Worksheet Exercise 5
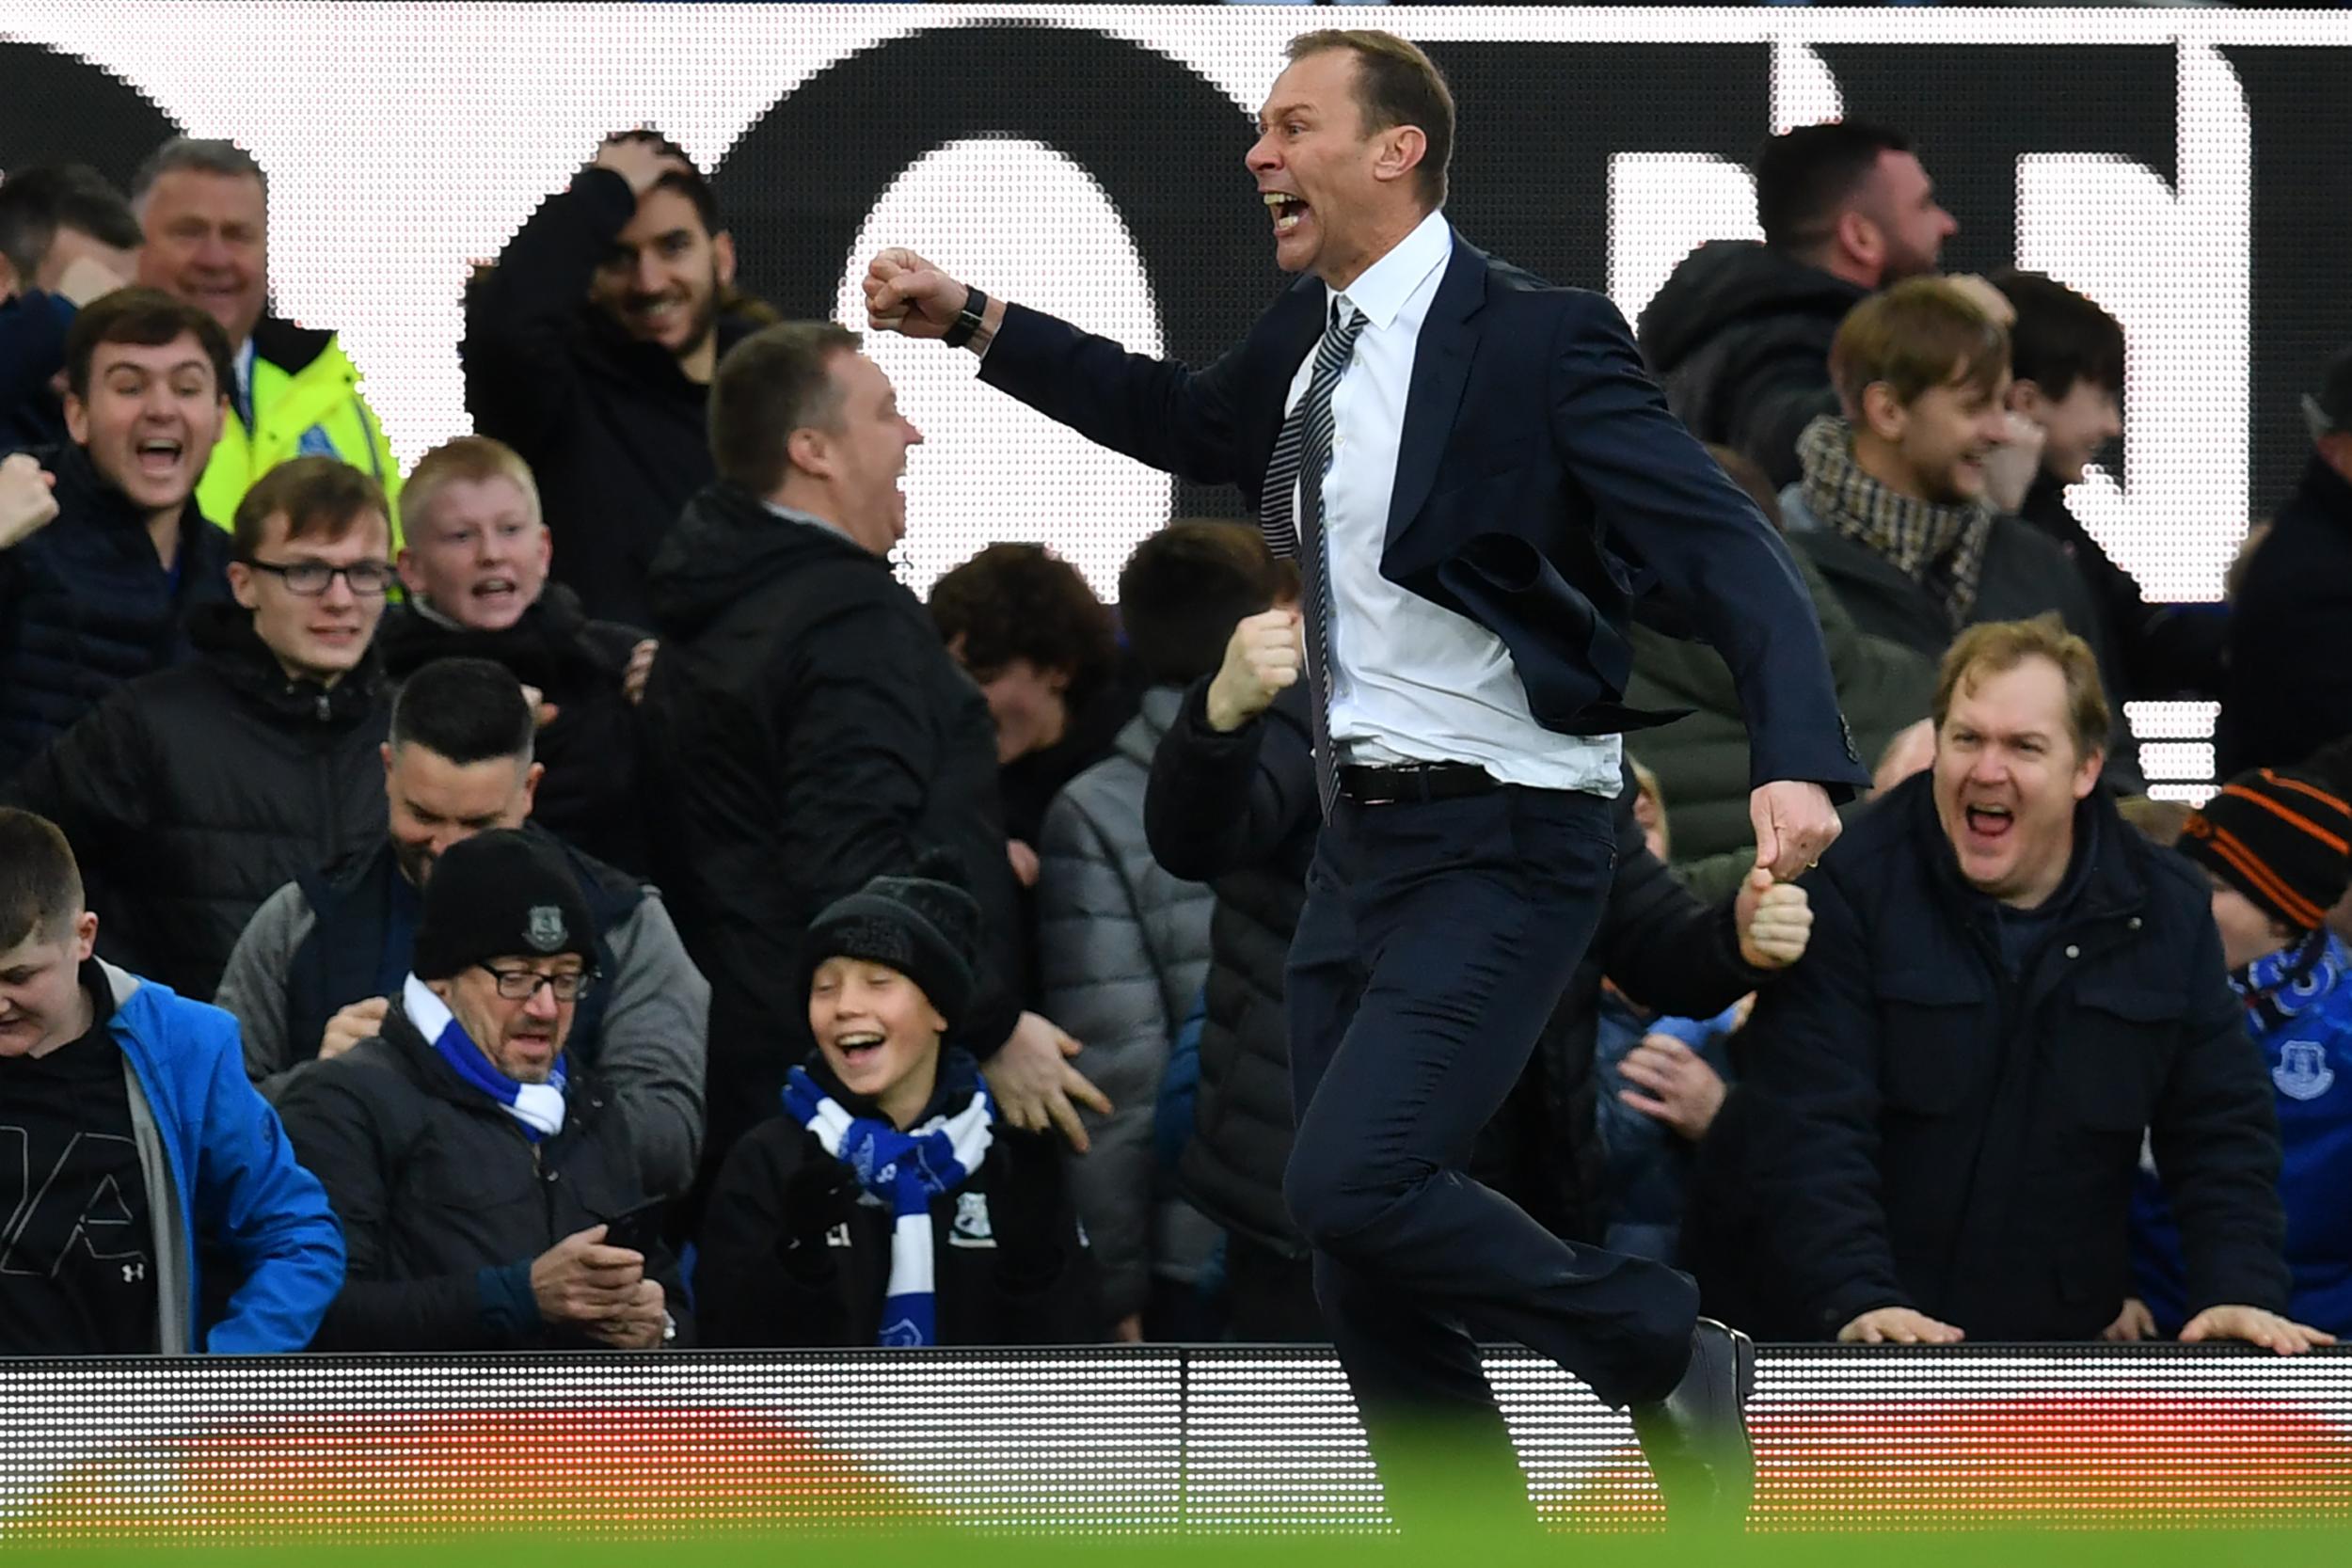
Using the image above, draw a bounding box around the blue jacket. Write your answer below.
[103,959,344,1352]
[2132,933,2352,1335]
[1594,990,1743,1263]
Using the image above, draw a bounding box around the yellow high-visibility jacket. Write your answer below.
[199,317,402,541]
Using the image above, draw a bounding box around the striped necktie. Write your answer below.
[1259,299,1369,817]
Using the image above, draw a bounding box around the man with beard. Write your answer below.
[215,656,707,1200]
[378,436,654,872]
[1640,119,1956,488]
[0,289,236,774]
[276,829,689,1352]
[464,131,772,628]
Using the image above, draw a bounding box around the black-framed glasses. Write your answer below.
[242,558,395,596]
[476,963,596,1003]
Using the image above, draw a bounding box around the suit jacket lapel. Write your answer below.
[1386,232,1488,549]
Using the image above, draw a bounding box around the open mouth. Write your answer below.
[833,1030,886,1070]
[472,576,519,605]
[1263,191,1309,237]
[135,436,184,477]
[1963,802,2015,841]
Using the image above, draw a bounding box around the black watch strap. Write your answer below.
[943,285,990,350]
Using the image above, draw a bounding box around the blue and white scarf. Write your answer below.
[781,1062,994,1348]
[404,974,567,1140]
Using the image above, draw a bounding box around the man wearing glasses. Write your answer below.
[4,456,393,1002]
[217,657,708,1203]
[277,829,688,1351]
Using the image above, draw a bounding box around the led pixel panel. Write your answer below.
[1,1347,2347,1541]
[4,6,2345,603]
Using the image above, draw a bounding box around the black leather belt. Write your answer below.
[1335,761,1502,806]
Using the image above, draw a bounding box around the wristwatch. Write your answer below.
[943,285,990,350]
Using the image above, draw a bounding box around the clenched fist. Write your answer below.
[1205,608,1304,734]
[0,452,59,549]
[863,248,970,340]
[1748,779,1839,881]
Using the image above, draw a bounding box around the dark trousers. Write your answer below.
[1280,786,1697,1505]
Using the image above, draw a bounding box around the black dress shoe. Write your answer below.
[1627,1316,1757,1528]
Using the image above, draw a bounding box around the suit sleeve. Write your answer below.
[1037,790,1164,1327]
[461,169,635,451]
[1143,680,1317,883]
[275,1065,530,1350]
[1594,787,1770,1019]
[189,1022,347,1353]
[1547,292,1866,795]
[976,302,1249,486]
[589,894,708,1200]
[2151,914,2291,1316]
[1730,869,1912,1334]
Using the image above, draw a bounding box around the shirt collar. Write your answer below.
[1327,208,1452,331]
[762,499,848,538]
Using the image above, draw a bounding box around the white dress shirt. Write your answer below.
[1282,208,1623,795]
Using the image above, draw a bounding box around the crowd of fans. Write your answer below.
[1,109,2348,1359]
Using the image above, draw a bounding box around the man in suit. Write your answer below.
[865,28,1865,1528]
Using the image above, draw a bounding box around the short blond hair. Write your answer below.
[1931,614,2110,760]
[400,436,542,541]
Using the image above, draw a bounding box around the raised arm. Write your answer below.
[863,247,1251,486]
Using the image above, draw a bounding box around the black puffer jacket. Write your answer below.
[461,167,766,629]
[0,441,234,775]
[3,606,389,1001]
[641,484,1022,1177]
[275,997,690,1351]
[377,587,650,874]
[1637,240,1867,489]
[1144,680,1770,1259]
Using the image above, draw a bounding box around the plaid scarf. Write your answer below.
[1798,415,1994,630]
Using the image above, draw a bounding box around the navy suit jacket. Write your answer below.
[977,229,1867,792]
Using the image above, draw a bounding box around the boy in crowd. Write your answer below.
[2124,768,2352,1338]
[695,856,1094,1347]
